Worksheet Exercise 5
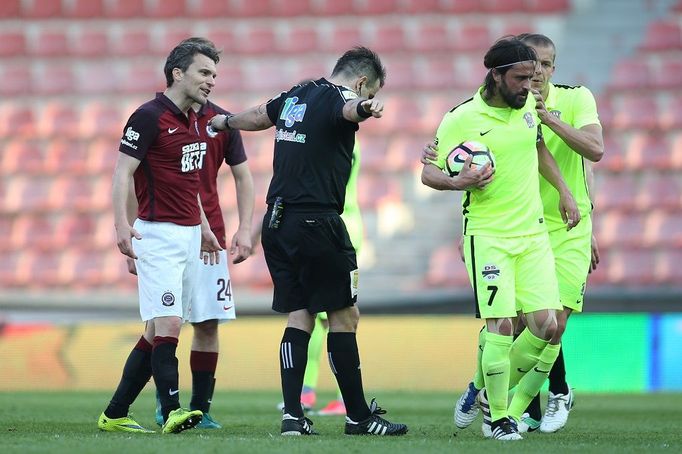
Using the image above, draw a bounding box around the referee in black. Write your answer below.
[209,47,407,437]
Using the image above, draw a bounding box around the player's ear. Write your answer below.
[355,75,368,96]
[172,67,184,84]
[491,69,502,84]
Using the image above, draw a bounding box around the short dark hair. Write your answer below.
[482,36,537,97]
[331,46,386,88]
[517,33,556,62]
[164,37,221,87]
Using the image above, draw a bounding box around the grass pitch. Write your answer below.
[0,390,680,453]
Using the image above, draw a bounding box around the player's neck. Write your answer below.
[328,75,356,92]
[163,88,193,116]
[483,89,509,109]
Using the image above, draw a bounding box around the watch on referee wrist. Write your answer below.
[223,114,234,130]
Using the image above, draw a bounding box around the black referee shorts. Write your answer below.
[261,208,358,315]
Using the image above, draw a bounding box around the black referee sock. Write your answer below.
[548,346,569,395]
[152,336,181,422]
[327,332,370,422]
[526,393,543,421]
[279,327,310,418]
[105,336,153,419]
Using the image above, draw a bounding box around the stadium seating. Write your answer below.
[425,243,471,287]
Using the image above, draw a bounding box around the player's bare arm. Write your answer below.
[342,98,384,122]
[532,89,604,162]
[209,103,274,132]
[537,139,580,230]
[421,154,493,191]
[198,194,223,265]
[230,162,255,264]
[112,153,142,259]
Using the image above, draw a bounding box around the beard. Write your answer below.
[499,80,527,109]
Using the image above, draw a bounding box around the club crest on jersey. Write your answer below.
[550,110,561,119]
[482,264,500,281]
[523,112,535,128]
[280,96,307,127]
[161,291,175,306]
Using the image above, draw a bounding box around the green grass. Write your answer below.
[0,390,680,453]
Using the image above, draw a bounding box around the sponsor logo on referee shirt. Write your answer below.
[280,96,307,127]
[482,264,500,281]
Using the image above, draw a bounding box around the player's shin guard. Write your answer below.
[327,332,371,422]
[508,343,561,421]
[152,336,181,422]
[105,336,153,418]
[190,351,218,413]
[473,326,487,390]
[481,332,513,422]
[280,328,311,418]
[508,328,546,389]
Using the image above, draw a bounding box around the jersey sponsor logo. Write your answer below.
[181,142,207,172]
[482,264,500,281]
[523,112,536,128]
[121,127,141,149]
[275,128,306,143]
[162,291,175,306]
[280,96,307,127]
[168,127,179,134]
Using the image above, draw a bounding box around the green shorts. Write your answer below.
[548,216,592,313]
[463,232,562,319]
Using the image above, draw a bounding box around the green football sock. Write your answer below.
[473,326,487,390]
[508,328,547,390]
[508,342,561,421]
[481,332,513,422]
[303,316,327,390]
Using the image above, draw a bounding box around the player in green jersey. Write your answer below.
[421,36,580,441]
[426,34,604,436]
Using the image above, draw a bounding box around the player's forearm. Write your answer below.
[342,98,372,123]
[126,179,138,225]
[228,104,273,131]
[112,173,133,229]
[421,164,462,191]
[234,171,255,233]
[197,194,212,233]
[543,118,604,162]
[538,145,571,197]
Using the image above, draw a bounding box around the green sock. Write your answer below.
[508,343,561,421]
[481,332,513,422]
[473,326,487,390]
[303,316,328,389]
[508,328,547,389]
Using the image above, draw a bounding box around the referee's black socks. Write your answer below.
[280,327,310,418]
[327,332,371,422]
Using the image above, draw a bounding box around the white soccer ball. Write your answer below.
[444,141,495,177]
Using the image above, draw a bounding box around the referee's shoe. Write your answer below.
[344,398,408,436]
[281,413,318,435]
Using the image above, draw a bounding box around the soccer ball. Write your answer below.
[444,141,495,177]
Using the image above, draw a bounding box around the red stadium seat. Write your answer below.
[0,104,37,138]
[4,176,55,214]
[0,215,13,252]
[25,251,68,288]
[80,101,124,140]
[426,244,471,287]
[612,96,658,130]
[523,0,569,12]
[110,29,153,56]
[44,139,90,176]
[659,95,682,130]
[414,57,457,89]
[30,29,68,57]
[439,0,480,13]
[451,23,491,53]
[221,0,269,17]
[145,0,186,17]
[78,62,119,94]
[243,61,291,91]
[85,138,120,175]
[607,248,656,286]
[357,175,400,209]
[54,213,99,250]
[408,22,450,53]
[62,250,109,288]
[357,135,390,173]
[0,251,28,287]
[313,0,355,15]
[270,0,312,16]
[105,0,145,17]
[33,64,75,95]
[609,59,650,91]
[324,24,363,52]
[482,0,525,13]
[593,173,638,213]
[20,0,60,18]
[11,214,57,252]
[652,57,682,90]
[674,0,682,11]
[0,0,19,17]
[639,20,682,51]
[594,95,613,130]
[354,0,398,15]
[656,249,682,284]
[636,174,681,212]
[0,30,25,56]
[387,135,430,172]
[277,26,319,54]
[39,102,80,140]
[236,26,276,55]
[368,23,406,53]
[119,64,165,94]
[1,139,45,175]
[401,0,441,13]
[156,27,202,55]
[625,133,671,171]
[377,57,413,89]
[670,132,682,170]
[65,0,105,18]
[647,211,682,247]
[70,27,109,56]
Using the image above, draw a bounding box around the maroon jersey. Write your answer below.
[119,93,205,226]
[195,101,247,248]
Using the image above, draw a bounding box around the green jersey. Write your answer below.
[434,88,545,237]
[539,83,600,232]
[341,142,363,252]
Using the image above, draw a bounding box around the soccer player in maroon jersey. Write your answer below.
[98,38,223,434]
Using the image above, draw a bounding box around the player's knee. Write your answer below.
[542,319,559,341]
[192,320,218,342]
